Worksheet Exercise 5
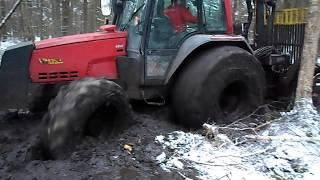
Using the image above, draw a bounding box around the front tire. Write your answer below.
[42,78,132,159]
[173,46,266,127]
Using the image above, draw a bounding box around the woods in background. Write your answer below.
[0,0,104,41]
[0,0,314,43]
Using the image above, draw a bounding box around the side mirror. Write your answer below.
[101,0,112,16]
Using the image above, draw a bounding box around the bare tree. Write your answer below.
[40,0,45,39]
[61,0,71,36]
[88,0,97,32]
[295,0,320,102]
[82,0,88,33]
[0,0,22,30]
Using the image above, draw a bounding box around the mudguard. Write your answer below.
[165,34,254,84]
[0,42,34,110]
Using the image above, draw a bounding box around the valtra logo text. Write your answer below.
[39,58,64,65]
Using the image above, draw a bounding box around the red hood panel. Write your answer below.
[35,31,127,49]
[30,31,127,83]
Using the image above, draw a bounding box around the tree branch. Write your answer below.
[0,0,23,29]
[244,135,320,142]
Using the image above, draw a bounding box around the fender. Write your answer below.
[165,34,254,84]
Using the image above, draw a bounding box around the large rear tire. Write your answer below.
[42,78,132,159]
[173,46,266,127]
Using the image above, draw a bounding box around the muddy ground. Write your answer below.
[0,105,189,180]
[1,100,319,180]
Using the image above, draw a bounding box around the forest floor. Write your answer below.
[0,101,320,180]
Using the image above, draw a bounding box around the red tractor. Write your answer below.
[0,0,294,158]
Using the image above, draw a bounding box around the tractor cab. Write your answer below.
[101,0,234,90]
[107,0,230,47]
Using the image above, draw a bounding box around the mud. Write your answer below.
[0,106,187,180]
[1,99,319,180]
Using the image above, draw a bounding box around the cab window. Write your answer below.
[148,0,199,49]
[202,0,226,32]
[117,0,146,50]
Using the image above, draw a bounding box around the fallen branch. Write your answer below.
[0,0,23,29]
[225,104,270,127]
[214,172,232,180]
[188,161,240,167]
[209,148,270,159]
[244,135,320,142]
[204,121,272,136]
[254,121,272,130]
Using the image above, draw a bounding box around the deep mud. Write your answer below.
[0,106,187,180]
[0,97,319,180]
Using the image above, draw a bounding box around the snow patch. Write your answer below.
[156,152,166,163]
[155,131,269,179]
[155,135,165,144]
[156,100,320,179]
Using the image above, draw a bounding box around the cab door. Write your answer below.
[144,0,201,84]
[144,0,229,84]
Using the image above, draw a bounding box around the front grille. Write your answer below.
[38,71,79,80]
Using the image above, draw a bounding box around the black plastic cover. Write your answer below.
[0,42,34,110]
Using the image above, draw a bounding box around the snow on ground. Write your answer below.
[156,99,320,180]
[155,131,269,180]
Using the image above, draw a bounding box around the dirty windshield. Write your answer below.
[118,0,145,30]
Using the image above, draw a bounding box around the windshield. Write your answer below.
[117,0,146,30]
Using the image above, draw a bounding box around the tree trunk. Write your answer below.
[295,0,320,102]
[52,0,61,37]
[88,0,97,32]
[24,0,33,40]
[68,0,74,34]
[82,0,88,33]
[39,0,45,40]
[61,0,70,36]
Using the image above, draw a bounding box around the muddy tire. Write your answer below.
[173,46,266,127]
[42,78,132,159]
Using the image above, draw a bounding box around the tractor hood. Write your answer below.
[30,26,127,83]
[35,26,127,49]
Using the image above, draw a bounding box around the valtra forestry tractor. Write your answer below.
[0,0,302,158]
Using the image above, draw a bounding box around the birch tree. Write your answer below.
[295,0,320,103]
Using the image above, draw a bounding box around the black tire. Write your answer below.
[41,78,132,159]
[173,46,266,127]
[254,46,273,60]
